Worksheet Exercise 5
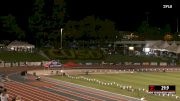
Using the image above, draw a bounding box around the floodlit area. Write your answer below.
[51,72,180,101]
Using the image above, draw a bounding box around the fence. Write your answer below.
[0,61,176,67]
[0,61,45,67]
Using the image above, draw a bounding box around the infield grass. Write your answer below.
[52,72,180,101]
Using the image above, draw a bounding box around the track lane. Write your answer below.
[49,81,126,101]
[42,77,139,101]
[6,82,58,101]
[4,81,77,101]
[44,86,105,101]
[5,87,39,101]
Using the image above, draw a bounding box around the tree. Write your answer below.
[28,0,67,48]
[99,19,116,41]
[137,21,149,37]
[64,16,97,42]
[164,33,173,41]
[145,26,161,40]
[79,16,116,42]
[51,0,66,28]
[65,15,116,41]
[28,0,45,32]
[137,21,161,40]
[47,0,66,48]
[0,14,25,40]
[94,18,103,40]
[79,16,96,40]
[64,20,81,41]
[64,15,117,48]
[161,24,171,35]
[28,0,46,46]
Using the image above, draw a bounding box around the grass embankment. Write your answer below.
[0,49,173,64]
[52,72,180,101]
[43,48,103,60]
[105,54,170,63]
[43,48,172,64]
[0,51,48,62]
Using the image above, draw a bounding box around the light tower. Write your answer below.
[145,12,150,24]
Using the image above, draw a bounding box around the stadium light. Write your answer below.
[60,28,63,49]
[129,46,134,51]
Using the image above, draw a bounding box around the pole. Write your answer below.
[145,12,150,25]
[60,28,63,49]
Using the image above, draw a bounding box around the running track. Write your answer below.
[4,73,141,101]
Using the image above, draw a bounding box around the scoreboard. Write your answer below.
[149,85,176,94]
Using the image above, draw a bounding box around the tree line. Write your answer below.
[0,0,178,48]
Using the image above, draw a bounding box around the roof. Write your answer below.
[155,41,170,49]
[0,44,5,47]
[7,40,35,47]
[166,41,178,53]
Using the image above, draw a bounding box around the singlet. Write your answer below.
[0,94,9,101]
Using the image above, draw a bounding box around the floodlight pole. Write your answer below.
[60,28,63,49]
[145,12,150,24]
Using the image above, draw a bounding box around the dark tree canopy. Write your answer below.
[0,14,25,40]
[0,0,177,48]
[64,16,116,42]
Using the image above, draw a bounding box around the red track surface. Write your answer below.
[1,66,143,101]
[42,77,129,101]
[4,81,76,101]
[3,77,132,101]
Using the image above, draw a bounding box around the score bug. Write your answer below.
[149,85,176,94]
[161,85,169,90]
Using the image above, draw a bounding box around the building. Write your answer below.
[7,40,35,52]
[0,44,5,49]
[114,40,180,56]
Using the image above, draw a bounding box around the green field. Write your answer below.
[52,72,180,101]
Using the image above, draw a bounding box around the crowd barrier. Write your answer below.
[0,61,176,67]
[0,61,44,67]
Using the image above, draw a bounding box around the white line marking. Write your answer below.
[44,77,141,101]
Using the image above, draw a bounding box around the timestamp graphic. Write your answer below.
[149,85,176,94]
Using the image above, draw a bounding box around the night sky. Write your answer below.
[66,0,179,32]
[0,0,179,32]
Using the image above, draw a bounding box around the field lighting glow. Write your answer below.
[129,46,134,50]
[144,48,150,52]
